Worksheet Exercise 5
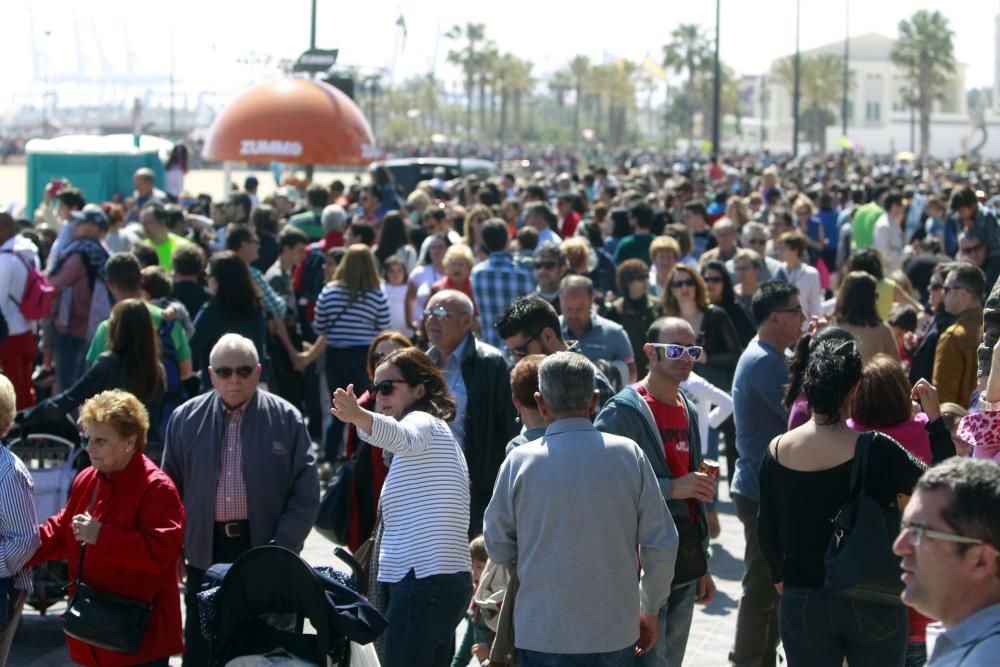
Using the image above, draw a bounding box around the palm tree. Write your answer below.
[891,9,956,158]
[662,24,712,143]
[476,44,499,135]
[446,22,486,142]
[568,55,591,147]
[773,53,846,153]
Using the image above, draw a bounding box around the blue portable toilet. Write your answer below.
[24,134,172,216]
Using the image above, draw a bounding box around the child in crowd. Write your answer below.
[452,536,493,667]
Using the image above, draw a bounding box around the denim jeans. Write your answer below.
[779,588,908,667]
[323,345,371,461]
[54,331,87,394]
[382,569,472,667]
[520,644,636,667]
[636,581,697,667]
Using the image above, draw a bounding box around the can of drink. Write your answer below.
[700,459,720,480]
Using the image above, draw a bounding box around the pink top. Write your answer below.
[847,412,932,464]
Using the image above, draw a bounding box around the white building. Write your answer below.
[757,33,983,157]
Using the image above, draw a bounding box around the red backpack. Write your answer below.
[4,251,54,321]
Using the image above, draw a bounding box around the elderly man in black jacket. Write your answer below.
[425,289,519,536]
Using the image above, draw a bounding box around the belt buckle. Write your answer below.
[224,522,242,538]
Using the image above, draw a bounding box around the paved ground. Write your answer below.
[8,477,749,667]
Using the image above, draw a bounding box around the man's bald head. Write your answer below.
[647,316,696,344]
[425,289,474,354]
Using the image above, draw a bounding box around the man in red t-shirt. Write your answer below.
[595,316,717,667]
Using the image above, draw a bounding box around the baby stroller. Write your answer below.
[198,545,387,667]
[6,413,84,613]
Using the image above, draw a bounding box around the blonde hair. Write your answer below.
[443,244,475,270]
[469,535,488,563]
[792,194,816,216]
[726,195,751,225]
[561,237,592,273]
[80,390,150,453]
[0,374,15,436]
[333,244,381,302]
[650,235,681,261]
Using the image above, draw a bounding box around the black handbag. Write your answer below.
[315,444,364,545]
[0,577,17,633]
[63,487,154,653]
[824,432,905,606]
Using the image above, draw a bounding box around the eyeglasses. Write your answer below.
[671,279,697,289]
[928,281,944,291]
[900,520,987,548]
[370,379,409,396]
[211,365,255,379]
[746,238,768,246]
[702,275,724,284]
[534,260,559,270]
[423,305,458,320]
[650,343,703,361]
[506,333,539,360]
[775,304,804,316]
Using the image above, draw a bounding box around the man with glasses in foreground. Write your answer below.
[424,289,518,536]
[594,317,717,667]
[162,333,319,666]
[893,457,1000,666]
[730,280,804,667]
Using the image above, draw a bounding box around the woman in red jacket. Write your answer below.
[30,390,185,666]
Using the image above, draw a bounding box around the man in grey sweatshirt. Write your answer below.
[484,352,679,665]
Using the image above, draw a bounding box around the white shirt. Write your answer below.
[0,235,40,335]
[779,262,823,320]
[680,372,734,455]
[359,411,471,583]
[873,213,905,274]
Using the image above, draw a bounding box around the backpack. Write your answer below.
[292,247,328,333]
[156,317,186,441]
[3,250,54,321]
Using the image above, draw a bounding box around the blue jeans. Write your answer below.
[779,588,908,667]
[323,345,370,461]
[54,331,87,394]
[636,581,697,667]
[382,569,472,667]
[520,645,635,667]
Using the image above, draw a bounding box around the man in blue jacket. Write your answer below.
[595,316,717,667]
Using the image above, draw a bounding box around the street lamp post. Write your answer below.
[711,0,722,161]
[792,0,801,157]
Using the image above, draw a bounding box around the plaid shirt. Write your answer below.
[471,252,536,349]
[250,265,288,320]
[214,404,248,522]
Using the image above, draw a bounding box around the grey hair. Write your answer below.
[538,351,595,415]
[0,374,15,436]
[431,289,474,315]
[321,204,348,233]
[209,333,259,367]
[742,221,768,241]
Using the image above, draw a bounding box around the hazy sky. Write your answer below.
[2,0,998,112]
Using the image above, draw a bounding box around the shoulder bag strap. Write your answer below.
[847,432,872,499]
[73,483,100,586]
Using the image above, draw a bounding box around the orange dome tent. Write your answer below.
[202,78,376,166]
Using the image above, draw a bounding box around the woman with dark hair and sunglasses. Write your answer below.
[757,338,927,666]
[701,260,755,347]
[663,264,742,537]
[332,346,472,667]
[605,259,663,378]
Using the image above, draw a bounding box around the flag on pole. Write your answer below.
[641,54,667,81]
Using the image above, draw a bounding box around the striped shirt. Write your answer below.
[314,285,390,348]
[0,447,40,592]
[471,252,535,349]
[359,411,471,583]
[214,405,248,522]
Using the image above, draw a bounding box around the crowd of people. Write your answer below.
[1,149,1000,666]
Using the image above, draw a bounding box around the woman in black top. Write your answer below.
[757,338,928,667]
[701,260,756,347]
[604,259,663,379]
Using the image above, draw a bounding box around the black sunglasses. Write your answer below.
[702,275,724,284]
[370,379,409,396]
[534,261,559,270]
[671,279,697,289]
[929,281,944,291]
[211,365,255,379]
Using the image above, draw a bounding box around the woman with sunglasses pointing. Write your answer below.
[331,346,472,667]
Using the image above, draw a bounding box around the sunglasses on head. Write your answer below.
[212,365,255,379]
[370,379,409,396]
[650,343,703,361]
[671,278,697,289]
